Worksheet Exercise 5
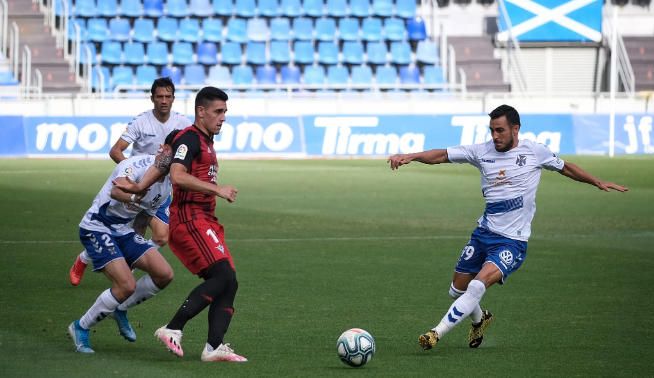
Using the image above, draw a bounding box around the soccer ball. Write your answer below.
[336,328,376,368]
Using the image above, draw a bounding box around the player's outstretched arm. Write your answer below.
[388,149,449,170]
[559,161,628,192]
[170,163,238,203]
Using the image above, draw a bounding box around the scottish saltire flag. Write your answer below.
[497,0,602,42]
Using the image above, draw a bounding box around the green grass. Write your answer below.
[0,157,652,377]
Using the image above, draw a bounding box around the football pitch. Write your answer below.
[0,157,652,377]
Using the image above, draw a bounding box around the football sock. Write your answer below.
[117,275,160,311]
[449,282,482,324]
[434,279,486,337]
[79,289,121,329]
[207,305,234,349]
[166,277,226,331]
[79,250,90,265]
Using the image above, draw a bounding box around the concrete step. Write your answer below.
[7,0,41,16]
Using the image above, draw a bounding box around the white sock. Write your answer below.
[449,282,483,324]
[79,289,120,329]
[79,250,91,265]
[434,280,486,338]
[117,275,160,311]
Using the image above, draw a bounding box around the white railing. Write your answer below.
[496,0,528,93]
[0,0,7,57]
[604,8,635,96]
[21,45,31,97]
[8,21,18,78]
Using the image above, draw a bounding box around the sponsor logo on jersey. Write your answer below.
[175,144,188,159]
[481,159,495,163]
[134,234,148,244]
[499,250,514,267]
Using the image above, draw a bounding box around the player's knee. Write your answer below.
[153,266,174,289]
[467,279,486,299]
[449,283,465,299]
[114,280,136,300]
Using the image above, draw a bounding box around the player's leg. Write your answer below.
[69,249,91,286]
[119,247,174,311]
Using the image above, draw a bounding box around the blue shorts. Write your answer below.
[79,228,156,271]
[154,195,171,224]
[454,227,527,282]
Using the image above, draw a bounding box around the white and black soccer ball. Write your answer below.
[336,328,376,368]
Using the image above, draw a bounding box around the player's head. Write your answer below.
[194,86,228,136]
[151,77,176,117]
[488,104,520,152]
[154,129,181,174]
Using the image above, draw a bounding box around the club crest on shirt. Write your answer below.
[175,144,188,159]
[516,154,527,167]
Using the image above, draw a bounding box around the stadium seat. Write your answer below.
[142,0,163,17]
[270,40,291,64]
[221,41,243,65]
[133,18,155,43]
[146,41,170,65]
[399,64,420,85]
[190,0,214,17]
[281,64,301,84]
[318,41,339,65]
[303,64,326,86]
[226,18,248,43]
[375,64,397,87]
[92,66,111,91]
[161,66,183,85]
[67,19,87,43]
[157,17,179,42]
[293,18,314,41]
[258,0,280,17]
[372,0,393,18]
[247,18,270,42]
[390,41,411,65]
[207,65,232,85]
[166,0,190,17]
[407,17,427,41]
[213,0,234,17]
[100,41,123,65]
[232,65,255,85]
[342,41,364,65]
[351,64,373,86]
[384,17,406,41]
[54,0,73,17]
[120,0,146,18]
[315,18,336,41]
[98,0,118,17]
[86,18,110,43]
[270,18,291,40]
[303,0,324,18]
[197,42,219,65]
[326,0,348,18]
[135,65,158,85]
[124,42,146,65]
[245,42,268,65]
[256,65,278,84]
[366,40,388,65]
[109,18,131,42]
[293,41,315,65]
[327,65,349,88]
[235,0,258,18]
[423,65,445,86]
[185,64,207,85]
[338,18,360,41]
[172,42,195,65]
[280,0,304,17]
[361,17,383,42]
[112,66,134,88]
[80,43,97,65]
[416,40,439,65]
[202,19,223,43]
[179,18,201,43]
[350,0,371,18]
[75,0,98,18]
[395,0,416,18]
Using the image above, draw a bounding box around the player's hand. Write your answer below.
[597,181,628,192]
[387,154,412,170]
[217,185,238,203]
[112,176,149,195]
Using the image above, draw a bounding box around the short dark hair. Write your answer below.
[151,77,175,96]
[489,104,520,126]
[195,86,228,109]
[164,129,181,145]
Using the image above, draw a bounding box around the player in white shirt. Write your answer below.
[68,131,179,354]
[69,78,192,286]
[387,105,627,351]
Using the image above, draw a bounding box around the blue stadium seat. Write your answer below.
[293,41,315,65]
[207,65,232,85]
[100,41,123,64]
[338,18,359,41]
[361,17,383,42]
[303,64,326,85]
[280,0,303,17]
[375,64,397,87]
[166,0,190,17]
[54,0,73,17]
[202,19,224,42]
[407,17,427,41]
[157,17,179,42]
[185,64,207,84]
[179,18,201,43]
[98,0,118,17]
[135,65,157,85]
[112,66,134,88]
[246,42,268,65]
[270,40,291,64]
[317,41,339,65]
[190,0,214,17]
[371,0,393,18]
[120,0,146,18]
[270,18,291,40]
[342,41,364,65]
[350,0,371,18]
[416,40,439,65]
[399,64,420,85]
[384,17,406,41]
[326,0,348,18]
[258,0,280,17]
[390,41,411,65]
[351,64,373,86]
[315,18,336,41]
[303,0,324,17]
[423,65,444,86]
[67,19,87,43]
[232,65,255,85]
[0,70,18,85]
[109,18,130,42]
[226,18,248,43]
[172,42,195,65]
[197,42,219,65]
[293,18,314,41]
[133,18,155,43]
[395,0,416,18]
[87,18,109,43]
[75,0,98,18]
[146,41,169,65]
[221,41,243,65]
[142,0,162,17]
[247,18,270,42]
[92,66,111,91]
[80,43,97,65]
[256,65,277,84]
[162,66,183,85]
[213,0,234,17]
[327,65,349,87]
[366,41,387,65]
[235,0,257,17]
[124,42,146,65]
[281,64,301,84]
